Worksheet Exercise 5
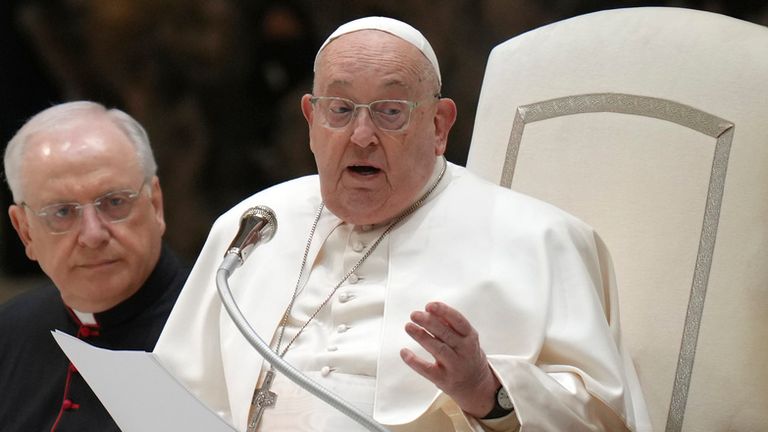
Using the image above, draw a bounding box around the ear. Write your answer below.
[148,176,166,235]
[300,94,314,126]
[433,98,457,156]
[8,205,38,261]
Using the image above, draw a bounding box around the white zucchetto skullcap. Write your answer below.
[314,16,441,86]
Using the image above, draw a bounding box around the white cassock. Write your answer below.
[154,160,648,431]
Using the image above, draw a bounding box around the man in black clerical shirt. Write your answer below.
[0,101,189,431]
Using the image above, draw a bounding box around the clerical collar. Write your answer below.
[71,309,97,325]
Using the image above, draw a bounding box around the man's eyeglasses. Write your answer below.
[21,181,147,234]
[309,96,420,132]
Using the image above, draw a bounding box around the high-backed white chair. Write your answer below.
[466,7,768,432]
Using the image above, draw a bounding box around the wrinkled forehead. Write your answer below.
[314,31,437,99]
[314,16,441,86]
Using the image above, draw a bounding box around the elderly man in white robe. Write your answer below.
[154,17,647,432]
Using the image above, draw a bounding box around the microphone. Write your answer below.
[215,204,389,431]
[225,205,277,268]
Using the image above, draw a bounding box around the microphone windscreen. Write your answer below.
[226,205,277,263]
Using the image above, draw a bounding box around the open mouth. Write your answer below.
[348,165,381,176]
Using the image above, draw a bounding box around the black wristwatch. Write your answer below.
[481,385,515,420]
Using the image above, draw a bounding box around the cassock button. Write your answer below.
[339,292,353,303]
[327,345,338,352]
[352,241,365,252]
[337,324,350,333]
[321,366,332,377]
[348,273,359,284]
[361,224,373,232]
[62,399,80,410]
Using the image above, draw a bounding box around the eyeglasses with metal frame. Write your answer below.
[20,180,147,234]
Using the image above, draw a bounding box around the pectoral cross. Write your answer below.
[246,369,278,432]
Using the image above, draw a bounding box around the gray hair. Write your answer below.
[3,101,157,203]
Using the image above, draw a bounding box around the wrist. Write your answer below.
[459,368,501,418]
[481,385,515,420]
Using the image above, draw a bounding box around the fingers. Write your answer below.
[401,301,495,412]
[410,302,476,352]
[404,321,457,365]
[399,347,441,382]
[423,302,473,337]
[403,302,481,374]
[400,302,499,416]
[409,311,459,352]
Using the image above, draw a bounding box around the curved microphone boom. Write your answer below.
[216,206,389,432]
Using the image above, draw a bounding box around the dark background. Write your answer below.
[2,0,766,300]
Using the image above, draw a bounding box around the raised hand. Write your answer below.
[400,301,500,418]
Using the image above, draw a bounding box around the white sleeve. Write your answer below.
[153,210,242,423]
[481,221,640,431]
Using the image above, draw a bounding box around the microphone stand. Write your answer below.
[217,252,390,432]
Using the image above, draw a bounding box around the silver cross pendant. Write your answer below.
[246,369,278,432]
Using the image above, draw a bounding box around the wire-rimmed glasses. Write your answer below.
[21,181,147,234]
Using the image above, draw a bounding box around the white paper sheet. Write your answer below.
[52,330,237,432]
